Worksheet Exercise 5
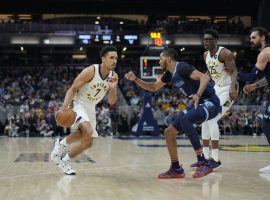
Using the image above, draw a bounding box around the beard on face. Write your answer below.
[251,42,262,50]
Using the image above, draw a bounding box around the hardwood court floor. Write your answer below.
[0,135,270,200]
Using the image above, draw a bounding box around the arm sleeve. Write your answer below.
[161,71,172,83]
[238,66,262,83]
[178,63,196,78]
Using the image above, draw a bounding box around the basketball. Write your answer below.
[55,108,77,128]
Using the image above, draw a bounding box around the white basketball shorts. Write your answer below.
[70,101,98,137]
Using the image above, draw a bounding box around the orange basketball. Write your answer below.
[55,108,77,128]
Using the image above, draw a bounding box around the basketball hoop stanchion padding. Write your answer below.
[136,91,160,136]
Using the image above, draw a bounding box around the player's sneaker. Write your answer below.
[158,166,185,179]
[192,162,213,178]
[58,159,76,175]
[259,164,270,174]
[51,138,66,165]
[208,158,222,171]
[190,160,206,169]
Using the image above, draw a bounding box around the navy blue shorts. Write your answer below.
[172,99,221,133]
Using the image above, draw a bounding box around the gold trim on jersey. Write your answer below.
[68,100,74,109]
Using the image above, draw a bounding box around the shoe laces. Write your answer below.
[197,163,211,172]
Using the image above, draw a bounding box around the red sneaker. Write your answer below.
[192,163,213,178]
[190,160,206,169]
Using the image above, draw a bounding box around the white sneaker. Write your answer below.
[51,139,66,165]
[259,164,270,174]
[58,159,76,175]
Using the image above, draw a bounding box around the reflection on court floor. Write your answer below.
[0,135,269,200]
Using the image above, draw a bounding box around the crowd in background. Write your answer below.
[0,15,265,137]
[0,58,267,137]
[0,15,248,35]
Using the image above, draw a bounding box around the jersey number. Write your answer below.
[94,89,101,97]
[209,65,217,75]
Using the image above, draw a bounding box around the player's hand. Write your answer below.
[125,71,137,81]
[243,84,256,94]
[229,86,238,101]
[189,94,200,109]
[108,72,118,88]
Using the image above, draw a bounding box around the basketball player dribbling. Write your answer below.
[51,45,119,175]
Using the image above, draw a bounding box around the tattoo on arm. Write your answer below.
[255,77,268,89]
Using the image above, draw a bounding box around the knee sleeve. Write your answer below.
[201,122,210,140]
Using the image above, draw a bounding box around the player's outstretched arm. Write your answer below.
[239,50,269,83]
[125,71,165,92]
[243,77,268,93]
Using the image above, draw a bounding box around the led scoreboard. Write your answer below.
[148,31,166,48]
[149,32,164,47]
[77,34,139,45]
[140,56,163,80]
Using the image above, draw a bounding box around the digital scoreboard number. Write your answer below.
[140,56,163,80]
[149,31,165,47]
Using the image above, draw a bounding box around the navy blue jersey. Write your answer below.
[161,62,217,104]
[262,46,270,88]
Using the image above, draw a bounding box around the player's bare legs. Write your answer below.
[67,121,93,158]
[57,121,93,175]
[164,126,179,161]
[158,125,185,179]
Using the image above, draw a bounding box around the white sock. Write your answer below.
[60,138,68,147]
[62,154,71,162]
[212,148,219,162]
[203,147,210,160]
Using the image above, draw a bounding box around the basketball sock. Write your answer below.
[171,161,180,169]
[62,153,71,162]
[195,148,206,161]
[60,138,68,147]
[212,148,219,162]
[196,153,206,162]
[203,147,210,160]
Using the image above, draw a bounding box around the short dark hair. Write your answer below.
[99,45,117,58]
[161,48,179,61]
[251,27,269,43]
[203,29,219,39]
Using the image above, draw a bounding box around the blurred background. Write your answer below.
[1,0,269,138]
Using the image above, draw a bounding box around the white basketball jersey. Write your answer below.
[73,64,112,106]
[205,46,231,86]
